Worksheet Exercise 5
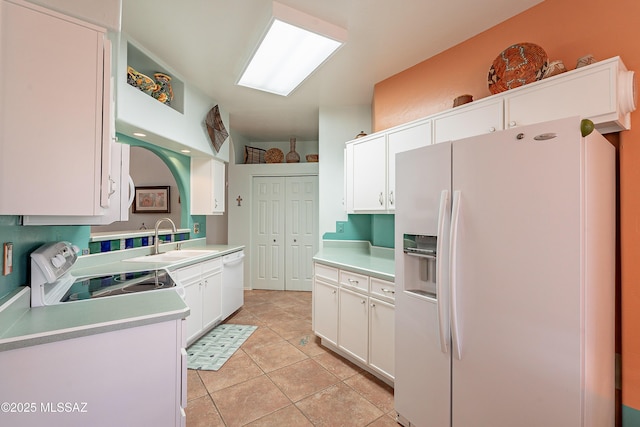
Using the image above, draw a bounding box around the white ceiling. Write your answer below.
[122,0,542,142]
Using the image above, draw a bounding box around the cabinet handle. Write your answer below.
[108,176,116,197]
[389,191,394,205]
[348,279,359,285]
[294,239,297,243]
[332,290,336,295]
[214,199,218,208]
[509,121,517,128]
[489,126,496,132]
[379,192,384,205]
[370,303,376,308]
[381,288,396,294]
[360,300,366,304]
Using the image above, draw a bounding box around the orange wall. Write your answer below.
[373,0,640,410]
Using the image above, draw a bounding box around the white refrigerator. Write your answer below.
[394,116,615,427]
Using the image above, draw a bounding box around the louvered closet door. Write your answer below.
[285,176,318,291]
[252,177,286,290]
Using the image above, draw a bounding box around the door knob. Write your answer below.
[294,239,297,243]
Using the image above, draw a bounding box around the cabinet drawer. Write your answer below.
[315,263,339,283]
[340,270,369,293]
[370,278,395,303]
[201,258,222,274]
[173,263,202,283]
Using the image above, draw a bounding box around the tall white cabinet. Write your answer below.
[252,175,318,291]
[191,157,226,215]
[0,0,113,216]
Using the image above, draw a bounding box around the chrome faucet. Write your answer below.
[153,217,179,254]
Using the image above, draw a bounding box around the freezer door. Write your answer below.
[449,117,604,426]
[394,142,452,427]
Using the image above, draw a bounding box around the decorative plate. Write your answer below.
[488,43,548,94]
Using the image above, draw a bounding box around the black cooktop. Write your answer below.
[61,270,176,302]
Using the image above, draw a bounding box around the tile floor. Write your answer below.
[186,289,398,427]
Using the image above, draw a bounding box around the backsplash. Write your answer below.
[0,216,90,299]
[88,232,191,254]
[323,214,395,248]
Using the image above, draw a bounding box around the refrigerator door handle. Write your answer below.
[450,190,462,360]
[436,189,450,354]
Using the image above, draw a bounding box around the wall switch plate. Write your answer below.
[336,222,345,233]
[193,223,200,234]
[3,242,13,276]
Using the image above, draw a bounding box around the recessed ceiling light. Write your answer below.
[237,2,347,96]
[133,132,146,137]
[180,149,191,154]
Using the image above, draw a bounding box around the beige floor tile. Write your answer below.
[268,358,340,401]
[211,375,291,427]
[224,308,264,326]
[198,350,264,393]
[267,317,313,340]
[185,395,225,427]
[244,404,314,426]
[296,382,384,426]
[241,326,285,351]
[245,339,309,372]
[345,371,395,413]
[288,333,329,357]
[313,350,363,380]
[187,369,208,401]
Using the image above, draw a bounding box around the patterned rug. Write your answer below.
[187,324,257,371]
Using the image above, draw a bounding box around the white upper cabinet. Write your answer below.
[347,119,432,213]
[433,98,503,144]
[351,135,387,212]
[344,57,635,215]
[386,120,432,211]
[190,157,226,215]
[0,0,113,216]
[504,56,636,133]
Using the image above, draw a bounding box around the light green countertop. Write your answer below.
[313,240,395,282]
[0,240,245,352]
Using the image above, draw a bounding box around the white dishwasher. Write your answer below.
[221,250,245,319]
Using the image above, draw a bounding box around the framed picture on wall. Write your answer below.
[133,186,170,213]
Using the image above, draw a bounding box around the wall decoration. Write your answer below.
[205,105,229,153]
[133,186,170,213]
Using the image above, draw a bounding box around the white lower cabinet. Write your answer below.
[175,258,222,345]
[313,278,339,346]
[338,287,369,364]
[313,262,395,383]
[368,297,395,380]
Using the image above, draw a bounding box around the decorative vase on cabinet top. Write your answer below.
[153,72,174,105]
[286,138,300,163]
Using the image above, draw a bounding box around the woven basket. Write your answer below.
[265,148,284,163]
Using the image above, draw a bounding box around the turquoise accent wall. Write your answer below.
[624,405,640,426]
[323,214,395,248]
[0,216,90,298]
[0,134,206,299]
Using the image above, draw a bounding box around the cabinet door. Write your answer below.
[191,157,226,215]
[183,279,202,344]
[433,99,503,144]
[504,58,632,133]
[369,297,395,380]
[212,159,226,214]
[351,135,387,212]
[387,120,432,211]
[201,270,222,331]
[338,287,369,364]
[313,278,339,346]
[0,0,110,215]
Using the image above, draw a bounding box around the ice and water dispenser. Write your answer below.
[403,234,438,298]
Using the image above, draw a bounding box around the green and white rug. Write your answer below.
[187,324,257,371]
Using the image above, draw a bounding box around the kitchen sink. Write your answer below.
[124,249,219,263]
